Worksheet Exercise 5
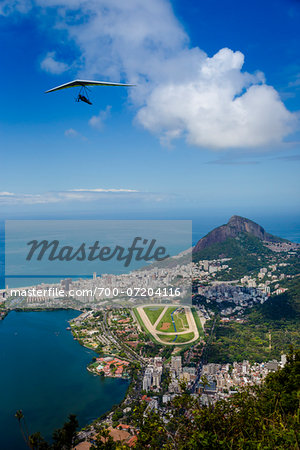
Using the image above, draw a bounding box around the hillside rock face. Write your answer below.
[193,215,279,253]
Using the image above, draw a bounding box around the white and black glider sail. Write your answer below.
[45,79,134,105]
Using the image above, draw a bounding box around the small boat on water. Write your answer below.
[66,326,71,331]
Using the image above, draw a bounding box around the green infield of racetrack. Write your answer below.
[133,307,163,345]
[156,306,189,333]
[133,306,202,347]
[157,332,195,344]
[143,306,164,325]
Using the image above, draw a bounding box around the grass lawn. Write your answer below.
[173,309,189,331]
[144,306,164,325]
[191,307,204,337]
[157,334,177,343]
[133,307,150,334]
[156,307,188,333]
[157,332,195,344]
[176,332,195,343]
[133,308,163,345]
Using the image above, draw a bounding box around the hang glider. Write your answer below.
[45,79,135,105]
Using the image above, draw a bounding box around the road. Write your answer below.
[191,316,217,392]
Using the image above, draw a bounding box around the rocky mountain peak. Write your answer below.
[193,215,279,254]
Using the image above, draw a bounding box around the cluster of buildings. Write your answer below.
[5,244,296,311]
[66,263,193,304]
[167,355,197,394]
[264,241,299,253]
[198,355,287,404]
[196,284,267,316]
[0,309,7,320]
[114,325,139,349]
[192,259,230,280]
[95,356,130,378]
[141,352,288,412]
[240,263,290,294]
[142,355,198,399]
[141,354,288,419]
[76,423,138,449]
[142,356,163,391]
[5,258,194,307]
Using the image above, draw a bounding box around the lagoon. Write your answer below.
[0,310,129,449]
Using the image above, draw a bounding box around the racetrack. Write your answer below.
[136,304,200,345]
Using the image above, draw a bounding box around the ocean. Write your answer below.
[1,216,299,289]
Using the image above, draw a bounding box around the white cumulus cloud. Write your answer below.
[89,106,111,130]
[137,48,296,149]
[64,128,87,140]
[40,51,69,74]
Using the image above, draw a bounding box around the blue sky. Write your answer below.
[0,0,299,228]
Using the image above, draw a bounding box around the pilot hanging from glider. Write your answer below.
[45,79,134,105]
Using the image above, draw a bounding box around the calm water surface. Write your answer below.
[0,310,129,449]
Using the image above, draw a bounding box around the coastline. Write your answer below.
[0,309,8,320]
[69,311,132,380]
[0,308,131,449]
[67,309,136,438]
[66,309,144,442]
[67,311,137,423]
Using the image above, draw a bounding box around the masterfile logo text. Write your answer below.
[26,237,170,267]
[3,220,192,307]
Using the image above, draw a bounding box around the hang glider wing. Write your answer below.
[45,79,135,93]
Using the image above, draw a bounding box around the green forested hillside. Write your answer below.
[193,232,271,260]
[206,277,300,363]
[193,232,272,279]
[252,276,300,320]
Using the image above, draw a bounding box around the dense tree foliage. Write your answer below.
[193,233,272,279]
[24,350,299,449]
[130,348,299,449]
[206,278,300,363]
[21,414,79,450]
[89,349,299,448]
